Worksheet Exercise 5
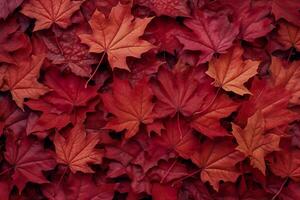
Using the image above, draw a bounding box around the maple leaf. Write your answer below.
[154,118,200,159]
[177,10,239,64]
[151,67,204,118]
[191,94,239,138]
[4,134,56,192]
[275,21,300,51]
[270,57,300,105]
[135,0,190,17]
[41,27,98,77]
[1,55,50,109]
[21,0,83,31]
[0,0,24,19]
[78,3,155,70]
[237,4,274,42]
[25,69,98,123]
[271,0,300,27]
[235,78,299,130]
[102,78,154,139]
[270,148,300,181]
[54,124,103,173]
[232,111,280,174]
[206,45,260,95]
[191,139,244,191]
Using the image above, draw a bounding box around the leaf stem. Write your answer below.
[85,52,106,88]
[160,157,178,184]
[271,177,288,200]
[171,168,201,186]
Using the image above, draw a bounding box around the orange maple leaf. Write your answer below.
[232,111,280,174]
[1,55,49,109]
[191,140,244,191]
[78,3,155,70]
[270,56,300,104]
[206,45,260,95]
[54,125,103,173]
[101,78,154,139]
[21,0,83,31]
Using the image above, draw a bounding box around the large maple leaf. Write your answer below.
[232,111,280,174]
[191,140,244,191]
[206,45,260,95]
[153,118,200,159]
[102,78,154,139]
[25,69,98,123]
[4,134,56,192]
[78,3,155,70]
[1,55,50,109]
[270,56,300,104]
[151,67,204,118]
[177,10,239,64]
[54,124,103,173]
[21,0,83,31]
[270,147,300,181]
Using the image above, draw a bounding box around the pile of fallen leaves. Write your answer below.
[0,0,300,199]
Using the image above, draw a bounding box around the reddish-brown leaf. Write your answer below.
[177,11,239,64]
[1,54,50,109]
[232,111,280,174]
[102,78,154,139]
[54,124,103,173]
[4,134,56,192]
[206,45,259,95]
[191,140,244,191]
[21,0,83,31]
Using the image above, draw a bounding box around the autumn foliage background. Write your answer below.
[0,0,300,199]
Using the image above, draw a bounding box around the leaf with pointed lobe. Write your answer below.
[21,0,84,31]
[102,78,154,139]
[151,67,204,118]
[232,111,280,174]
[206,45,260,95]
[78,3,155,70]
[270,148,300,181]
[4,133,56,192]
[235,78,299,130]
[54,124,103,173]
[153,118,200,159]
[1,54,50,109]
[191,94,239,138]
[191,140,244,191]
[177,11,239,64]
[270,56,300,104]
